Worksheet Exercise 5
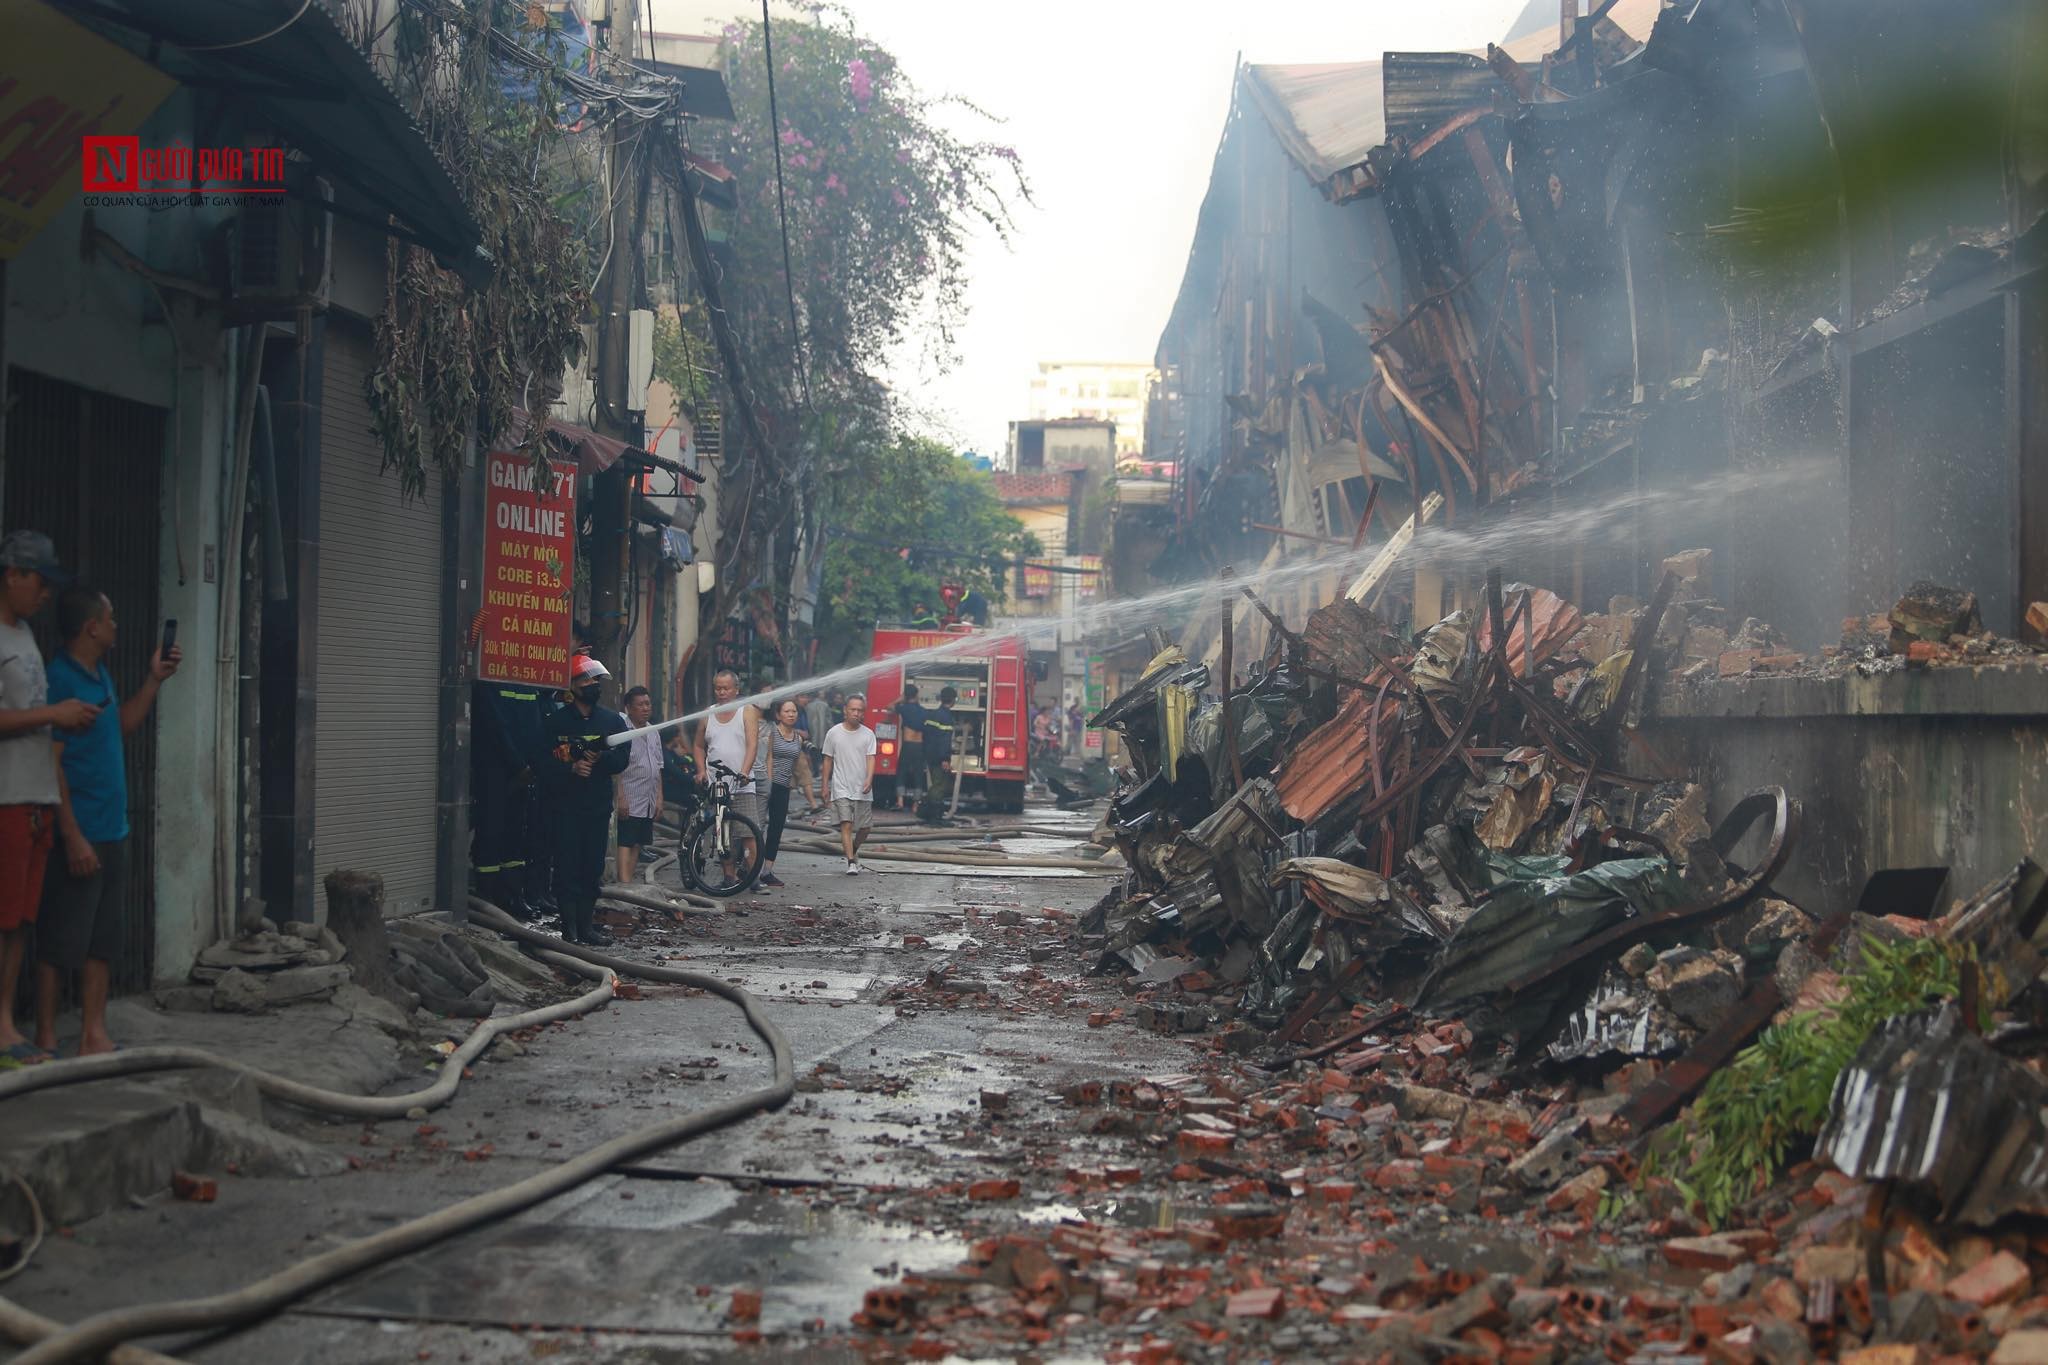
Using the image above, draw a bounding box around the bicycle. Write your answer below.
[675,759,764,897]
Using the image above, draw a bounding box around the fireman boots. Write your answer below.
[563,895,608,948]
[493,870,537,922]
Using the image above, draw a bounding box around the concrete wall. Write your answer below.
[1,91,238,980]
[1641,666,2048,916]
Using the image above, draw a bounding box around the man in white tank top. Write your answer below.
[693,669,761,876]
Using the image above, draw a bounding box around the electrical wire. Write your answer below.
[178,0,313,50]
[759,0,810,407]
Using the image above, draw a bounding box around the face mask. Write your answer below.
[574,684,601,704]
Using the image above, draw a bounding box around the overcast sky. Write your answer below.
[657,0,1531,457]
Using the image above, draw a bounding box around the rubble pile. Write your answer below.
[843,563,2048,1359]
[843,856,2048,1363]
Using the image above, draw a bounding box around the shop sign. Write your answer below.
[480,451,576,687]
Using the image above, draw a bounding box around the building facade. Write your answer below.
[1026,361,1155,460]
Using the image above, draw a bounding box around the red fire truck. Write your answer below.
[866,623,1030,813]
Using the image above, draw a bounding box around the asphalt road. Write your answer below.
[10,804,1167,1363]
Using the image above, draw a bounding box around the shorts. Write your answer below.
[831,797,873,832]
[0,805,55,932]
[616,815,654,847]
[731,790,765,833]
[37,838,127,968]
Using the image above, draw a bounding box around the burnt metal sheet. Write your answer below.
[1271,587,1584,823]
[1817,1004,2048,1226]
[1241,62,1388,187]
[1382,52,1500,145]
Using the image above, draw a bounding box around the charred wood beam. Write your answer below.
[1369,241,1511,355]
[1377,354,1480,496]
[1601,570,1680,759]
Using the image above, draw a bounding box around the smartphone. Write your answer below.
[160,619,178,662]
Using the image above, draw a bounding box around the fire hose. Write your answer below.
[779,837,1119,872]
[0,901,794,1365]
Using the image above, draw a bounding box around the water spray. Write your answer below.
[609,460,1829,747]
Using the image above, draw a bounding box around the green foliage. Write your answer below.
[651,308,718,424]
[814,436,1036,638]
[713,4,1028,423]
[359,2,588,500]
[1655,935,1982,1226]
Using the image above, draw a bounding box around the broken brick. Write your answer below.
[1225,1287,1285,1319]
[1212,1206,1286,1241]
[1177,1129,1233,1156]
[729,1287,762,1321]
[1794,1245,1862,1288]
[979,1089,1010,1114]
[967,1179,1021,1202]
[1661,1235,1751,1272]
[1544,1166,1608,1215]
[1947,1250,2031,1308]
[171,1171,217,1203]
[1992,1330,2048,1364]
[1760,1277,1805,1321]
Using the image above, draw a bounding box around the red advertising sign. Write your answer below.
[480,451,577,687]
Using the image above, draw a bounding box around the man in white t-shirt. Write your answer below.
[819,694,877,875]
[1,532,98,1063]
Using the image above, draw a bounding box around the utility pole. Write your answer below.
[588,0,640,693]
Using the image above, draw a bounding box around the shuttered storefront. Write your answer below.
[2,368,164,988]
[313,320,443,916]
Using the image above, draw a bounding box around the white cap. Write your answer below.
[571,654,611,682]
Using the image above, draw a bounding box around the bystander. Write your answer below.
[820,694,876,874]
[614,686,663,885]
[34,585,179,1055]
[0,531,95,1064]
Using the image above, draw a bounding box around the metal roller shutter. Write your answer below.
[314,320,442,916]
[2,368,164,988]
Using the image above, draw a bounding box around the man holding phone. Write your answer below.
[0,532,99,1064]
[32,584,179,1057]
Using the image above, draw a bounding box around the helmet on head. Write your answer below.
[571,654,611,683]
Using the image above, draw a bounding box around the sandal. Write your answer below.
[1,1041,52,1065]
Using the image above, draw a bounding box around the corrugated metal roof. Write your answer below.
[1272,587,1584,823]
[1381,51,1501,144]
[1498,0,1666,65]
[1241,63,1386,186]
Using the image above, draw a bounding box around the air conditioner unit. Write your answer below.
[229,176,331,320]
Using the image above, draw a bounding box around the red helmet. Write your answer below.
[571,654,611,683]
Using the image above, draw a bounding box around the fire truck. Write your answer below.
[865,594,1030,813]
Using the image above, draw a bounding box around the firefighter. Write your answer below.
[543,655,631,946]
[916,685,958,824]
[470,680,552,920]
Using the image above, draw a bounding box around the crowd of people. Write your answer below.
[1,516,996,1054]
[469,666,921,946]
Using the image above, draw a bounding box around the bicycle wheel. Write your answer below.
[684,808,764,896]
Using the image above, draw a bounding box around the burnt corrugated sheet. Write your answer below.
[1817,1004,2048,1226]
[1382,52,1500,144]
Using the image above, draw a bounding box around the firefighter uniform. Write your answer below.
[917,693,958,822]
[471,681,552,919]
[544,664,632,945]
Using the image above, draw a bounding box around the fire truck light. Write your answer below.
[879,741,896,756]
[991,745,1009,760]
